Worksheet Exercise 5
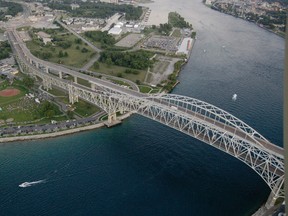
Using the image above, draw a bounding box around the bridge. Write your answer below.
[6,29,284,207]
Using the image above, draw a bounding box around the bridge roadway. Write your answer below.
[7,29,284,197]
[7,29,284,159]
[7,30,143,97]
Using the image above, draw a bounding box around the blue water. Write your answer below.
[0,0,284,215]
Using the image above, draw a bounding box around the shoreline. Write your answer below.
[0,112,133,143]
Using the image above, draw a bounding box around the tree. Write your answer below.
[23,76,34,88]
[81,47,89,53]
[58,50,64,58]
[74,38,82,44]
[93,62,100,69]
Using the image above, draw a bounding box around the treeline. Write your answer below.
[48,2,142,20]
[84,31,115,48]
[0,1,23,21]
[38,101,61,118]
[168,12,192,29]
[99,50,154,70]
[0,41,11,60]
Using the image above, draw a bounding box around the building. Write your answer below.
[100,0,118,4]
[176,38,193,56]
[70,3,80,10]
[108,27,122,35]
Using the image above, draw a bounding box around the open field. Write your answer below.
[115,33,143,48]
[26,29,96,68]
[60,97,100,117]
[151,60,170,74]
[0,96,39,122]
[139,85,161,93]
[89,62,147,83]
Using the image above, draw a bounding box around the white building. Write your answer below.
[82,26,99,31]
[100,0,118,3]
[70,3,80,10]
[108,27,122,35]
[176,38,193,55]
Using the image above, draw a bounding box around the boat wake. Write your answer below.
[19,179,46,188]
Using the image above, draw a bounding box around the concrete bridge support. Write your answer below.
[68,85,79,104]
[107,113,117,124]
[43,77,52,91]
[45,67,49,73]
[265,178,284,208]
[74,76,78,84]
[91,83,96,91]
[59,71,62,79]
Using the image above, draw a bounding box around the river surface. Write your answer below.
[0,0,284,215]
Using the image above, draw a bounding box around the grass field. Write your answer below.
[73,99,100,117]
[0,96,39,122]
[89,62,147,83]
[151,60,170,74]
[139,85,161,93]
[60,97,100,117]
[26,30,96,68]
[48,88,67,97]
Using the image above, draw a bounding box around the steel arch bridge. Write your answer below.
[7,30,284,204]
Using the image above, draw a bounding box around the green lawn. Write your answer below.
[0,97,39,122]
[89,62,147,83]
[73,99,100,117]
[26,31,96,68]
[48,88,67,97]
[138,85,161,93]
[60,97,100,117]
[77,78,91,88]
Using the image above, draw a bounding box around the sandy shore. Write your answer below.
[0,112,133,143]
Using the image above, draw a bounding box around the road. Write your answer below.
[8,29,284,158]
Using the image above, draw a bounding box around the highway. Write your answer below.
[7,29,284,159]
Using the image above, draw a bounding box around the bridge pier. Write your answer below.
[105,112,121,127]
[59,71,62,79]
[45,67,49,73]
[108,113,117,124]
[91,83,96,91]
[68,85,78,104]
[74,76,78,84]
[265,178,284,208]
[43,78,52,91]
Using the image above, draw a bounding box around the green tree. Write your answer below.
[23,76,34,88]
[93,62,100,69]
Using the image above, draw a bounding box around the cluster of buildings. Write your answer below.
[62,17,106,33]
[207,0,287,20]
[62,12,142,35]
[0,61,18,80]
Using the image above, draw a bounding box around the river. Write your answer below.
[0,0,284,215]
